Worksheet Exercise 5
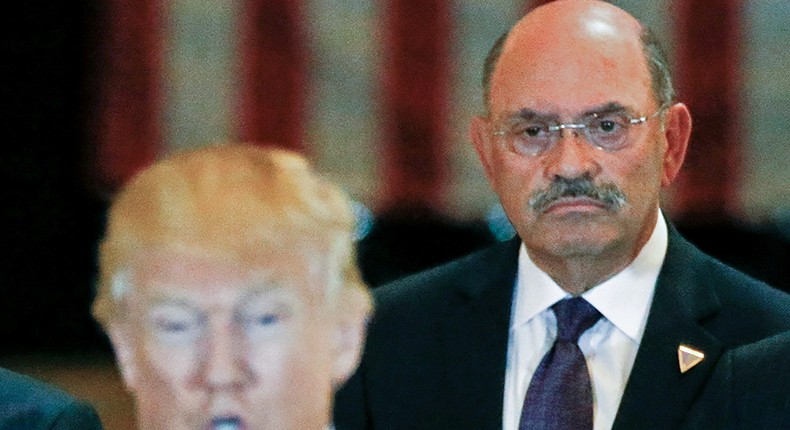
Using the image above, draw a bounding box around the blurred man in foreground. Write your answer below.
[93,144,371,430]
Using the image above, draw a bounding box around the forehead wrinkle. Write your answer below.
[508,109,560,123]
[138,277,283,306]
[502,101,636,124]
[142,296,202,316]
[580,101,633,117]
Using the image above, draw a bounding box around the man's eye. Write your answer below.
[239,310,287,330]
[238,292,296,336]
[154,317,198,334]
[524,125,543,137]
[250,313,281,327]
[147,304,203,340]
[590,115,625,134]
[515,124,548,137]
[598,120,618,133]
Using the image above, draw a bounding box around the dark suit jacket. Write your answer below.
[679,330,790,430]
[0,367,103,429]
[334,226,790,429]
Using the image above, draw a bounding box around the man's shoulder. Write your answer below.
[0,367,102,429]
[373,238,521,307]
[727,331,790,427]
[691,239,788,304]
[0,368,73,404]
[680,330,790,429]
[665,229,790,330]
[731,330,790,366]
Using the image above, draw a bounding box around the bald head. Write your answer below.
[518,0,643,40]
[482,0,673,112]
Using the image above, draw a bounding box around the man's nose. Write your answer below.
[542,130,602,180]
[204,323,248,389]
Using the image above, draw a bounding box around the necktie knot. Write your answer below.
[552,297,602,343]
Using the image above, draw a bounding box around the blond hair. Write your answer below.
[93,144,370,326]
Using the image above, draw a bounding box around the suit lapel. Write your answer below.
[439,238,520,430]
[422,228,725,429]
[613,228,724,430]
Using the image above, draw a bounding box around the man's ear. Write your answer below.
[470,115,496,183]
[330,311,368,388]
[108,322,139,392]
[660,102,692,187]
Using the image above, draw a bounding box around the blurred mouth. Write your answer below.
[208,416,245,430]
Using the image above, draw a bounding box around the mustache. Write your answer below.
[528,175,627,213]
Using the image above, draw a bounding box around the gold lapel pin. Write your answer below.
[678,344,705,374]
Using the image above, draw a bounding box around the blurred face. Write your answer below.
[472,5,687,269]
[111,252,338,430]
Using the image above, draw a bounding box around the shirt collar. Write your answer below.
[511,210,668,343]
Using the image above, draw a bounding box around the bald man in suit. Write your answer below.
[333,1,790,429]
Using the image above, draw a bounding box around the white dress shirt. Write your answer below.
[503,211,668,430]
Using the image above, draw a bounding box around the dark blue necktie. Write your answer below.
[519,297,603,430]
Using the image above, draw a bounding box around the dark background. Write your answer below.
[1,1,107,352]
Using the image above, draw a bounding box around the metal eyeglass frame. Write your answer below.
[491,102,671,155]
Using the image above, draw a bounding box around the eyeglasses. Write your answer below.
[491,104,669,156]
